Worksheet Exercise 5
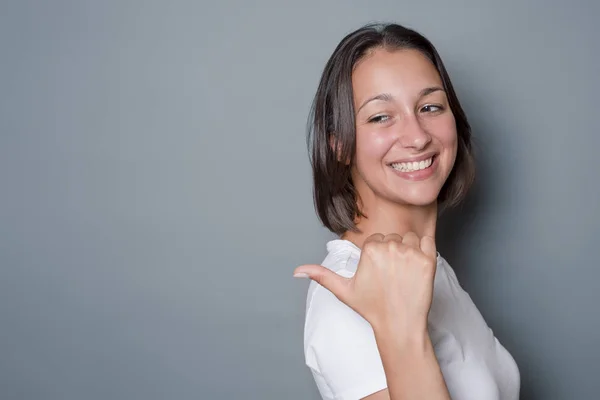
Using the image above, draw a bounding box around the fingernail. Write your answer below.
[293,272,309,279]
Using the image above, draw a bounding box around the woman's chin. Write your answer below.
[392,188,441,208]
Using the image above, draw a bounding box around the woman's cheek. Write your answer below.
[357,127,397,159]
[436,114,458,145]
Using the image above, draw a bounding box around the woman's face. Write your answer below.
[350,47,458,208]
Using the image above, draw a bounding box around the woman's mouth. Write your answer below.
[389,155,435,173]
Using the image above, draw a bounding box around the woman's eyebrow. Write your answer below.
[356,86,446,113]
[420,86,445,97]
[356,93,394,113]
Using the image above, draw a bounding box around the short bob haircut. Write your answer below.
[307,23,475,236]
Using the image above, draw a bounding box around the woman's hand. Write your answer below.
[294,232,437,336]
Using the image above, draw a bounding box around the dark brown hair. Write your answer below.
[307,23,475,235]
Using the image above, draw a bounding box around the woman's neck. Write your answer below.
[341,201,438,249]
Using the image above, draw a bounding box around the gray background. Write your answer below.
[1,0,598,399]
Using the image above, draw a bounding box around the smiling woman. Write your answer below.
[294,23,520,400]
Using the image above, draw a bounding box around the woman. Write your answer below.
[293,23,520,400]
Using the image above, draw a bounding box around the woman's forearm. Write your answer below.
[374,326,451,400]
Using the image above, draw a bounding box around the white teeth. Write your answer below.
[391,157,433,172]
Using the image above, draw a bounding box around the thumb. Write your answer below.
[294,264,351,303]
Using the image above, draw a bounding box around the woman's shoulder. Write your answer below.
[324,239,361,264]
[303,242,383,378]
[304,240,359,315]
[303,239,369,343]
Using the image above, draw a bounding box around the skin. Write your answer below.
[295,47,459,400]
[345,46,458,245]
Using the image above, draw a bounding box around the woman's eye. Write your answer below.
[368,114,391,124]
[421,104,443,113]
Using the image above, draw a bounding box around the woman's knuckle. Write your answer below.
[363,242,379,258]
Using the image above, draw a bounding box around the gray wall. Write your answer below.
[1,0,598,399]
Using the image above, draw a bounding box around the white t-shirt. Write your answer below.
[303,239,520,400]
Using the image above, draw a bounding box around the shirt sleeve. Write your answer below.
[304,280,388,400]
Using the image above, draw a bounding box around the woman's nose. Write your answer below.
[398,116,432,150]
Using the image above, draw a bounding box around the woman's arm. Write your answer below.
[364,328,450,400]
